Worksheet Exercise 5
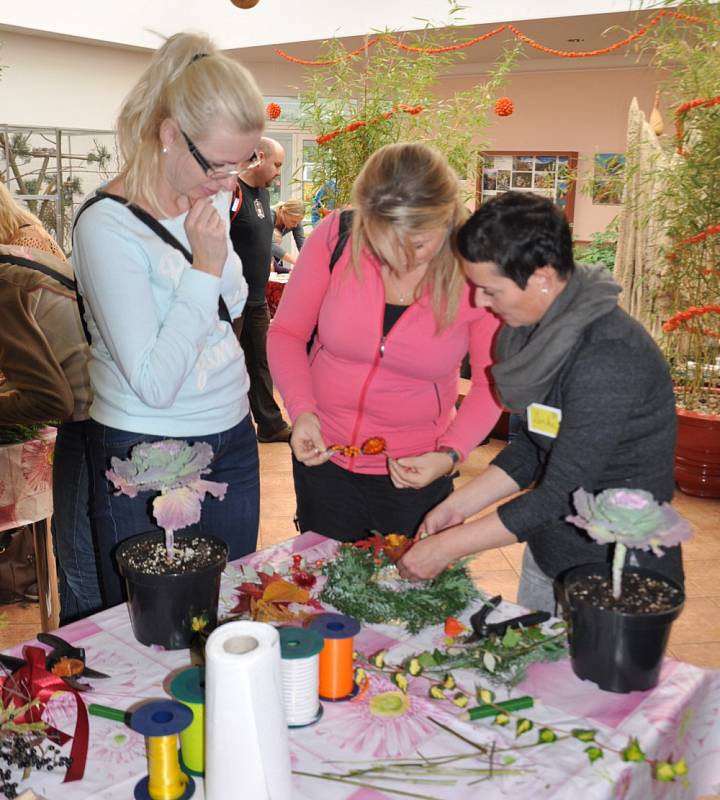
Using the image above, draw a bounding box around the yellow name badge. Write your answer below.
[527,402,562,438]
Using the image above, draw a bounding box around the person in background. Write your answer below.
[0,180,66,260]
[0,243,101,620]
[72,32,264,608]
[310,179,337,227]
[397,191,683,612]
[271,198,305,273]
[268,142,502,541]
[229,137,292,443]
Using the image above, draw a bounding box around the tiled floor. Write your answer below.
[2,436,718,670]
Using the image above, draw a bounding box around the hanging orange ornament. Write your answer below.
[231,0,260,8]
[494,97,514,117]
[266,102,282,120]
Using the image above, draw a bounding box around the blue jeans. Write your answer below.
[86,415,260,608]
[52,421,103,623]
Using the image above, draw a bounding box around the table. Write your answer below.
[3,533,720,799]
[0,428,60,630]
[266,271,290,317]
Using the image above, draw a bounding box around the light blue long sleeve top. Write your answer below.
[72,190,250,436]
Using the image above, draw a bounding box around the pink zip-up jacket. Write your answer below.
[267,212,502,475]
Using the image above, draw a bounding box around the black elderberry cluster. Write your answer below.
[0,736,71,798]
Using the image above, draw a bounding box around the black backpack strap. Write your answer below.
[73,191,232,326]
[0,254,76,292]
[307,209,354,353]
[329,209,353,273]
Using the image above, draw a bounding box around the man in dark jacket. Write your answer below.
[229,137,291,443]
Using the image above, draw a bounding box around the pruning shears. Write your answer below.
[0,633,110,691]
[36,632,111,680]
[465,595,551,643]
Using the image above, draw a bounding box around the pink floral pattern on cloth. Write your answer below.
[0,428,55,530]
[21,437,53,491]
[311,675,456,759]
[2,532,720,800]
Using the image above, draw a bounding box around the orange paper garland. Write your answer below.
[274,10,713,67]
[674,95,720,154]
[316,104,423,145]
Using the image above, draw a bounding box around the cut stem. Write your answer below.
[165,528,175,562]
[612,542,627,600]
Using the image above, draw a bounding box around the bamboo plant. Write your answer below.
[299,1,519,209]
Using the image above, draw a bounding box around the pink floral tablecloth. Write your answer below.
[0,428,56,532]
[3,533,720,799]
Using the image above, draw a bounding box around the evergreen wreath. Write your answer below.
[320,537,480,634]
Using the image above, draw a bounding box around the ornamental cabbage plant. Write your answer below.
[566,488,692,599]
[106,440,227,560]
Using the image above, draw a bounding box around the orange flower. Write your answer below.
[444,617,466,637]
[266,102,282,120]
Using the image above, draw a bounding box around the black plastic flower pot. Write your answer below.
[115,530,228,650]
[561,563,684,693]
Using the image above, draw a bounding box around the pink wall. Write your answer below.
[441,66,662,240]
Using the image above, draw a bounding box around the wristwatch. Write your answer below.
[438,446,461,473]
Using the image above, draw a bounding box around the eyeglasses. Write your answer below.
[180,129,260,179]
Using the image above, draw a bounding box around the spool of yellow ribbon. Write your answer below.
[129,699,195,800]
[170,666,205,775]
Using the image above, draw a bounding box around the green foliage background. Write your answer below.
[650,0,720,411]
[299,2,519,208]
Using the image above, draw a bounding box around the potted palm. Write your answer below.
[107,440,229,650]
[561,487,692,693]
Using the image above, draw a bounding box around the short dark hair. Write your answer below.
[457,192,574,289]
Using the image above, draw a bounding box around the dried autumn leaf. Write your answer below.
[262,578,310,604]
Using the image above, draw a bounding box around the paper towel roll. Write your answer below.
[205,621,292,799]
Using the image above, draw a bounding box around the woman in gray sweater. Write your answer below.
[397,191,683,612]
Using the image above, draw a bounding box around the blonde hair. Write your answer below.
[116,32,265,214]
[273,198,305,222]
[350,142,468,329]
[0,180,47,244]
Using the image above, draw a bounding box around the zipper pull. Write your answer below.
[379,336,385,358]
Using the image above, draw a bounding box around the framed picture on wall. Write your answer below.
[591,153,624,205]
[477,151,578,222]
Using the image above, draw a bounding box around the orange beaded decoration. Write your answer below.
[266,102,282,120]
[494,97,514,117]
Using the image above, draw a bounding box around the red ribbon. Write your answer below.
[1,645,88,782]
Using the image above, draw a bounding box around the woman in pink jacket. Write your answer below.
[267,143,501,541]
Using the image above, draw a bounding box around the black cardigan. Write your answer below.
[492,305,683,584]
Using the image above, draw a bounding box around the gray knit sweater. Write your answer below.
[492,305,683,584]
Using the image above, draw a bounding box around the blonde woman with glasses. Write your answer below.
[72,32,265,608]
[268,142,502,542]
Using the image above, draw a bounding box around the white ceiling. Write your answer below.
[0,0,652,51]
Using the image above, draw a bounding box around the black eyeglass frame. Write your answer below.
[179,129,259,178]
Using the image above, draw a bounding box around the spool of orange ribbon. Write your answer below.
[308,613,361,701]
